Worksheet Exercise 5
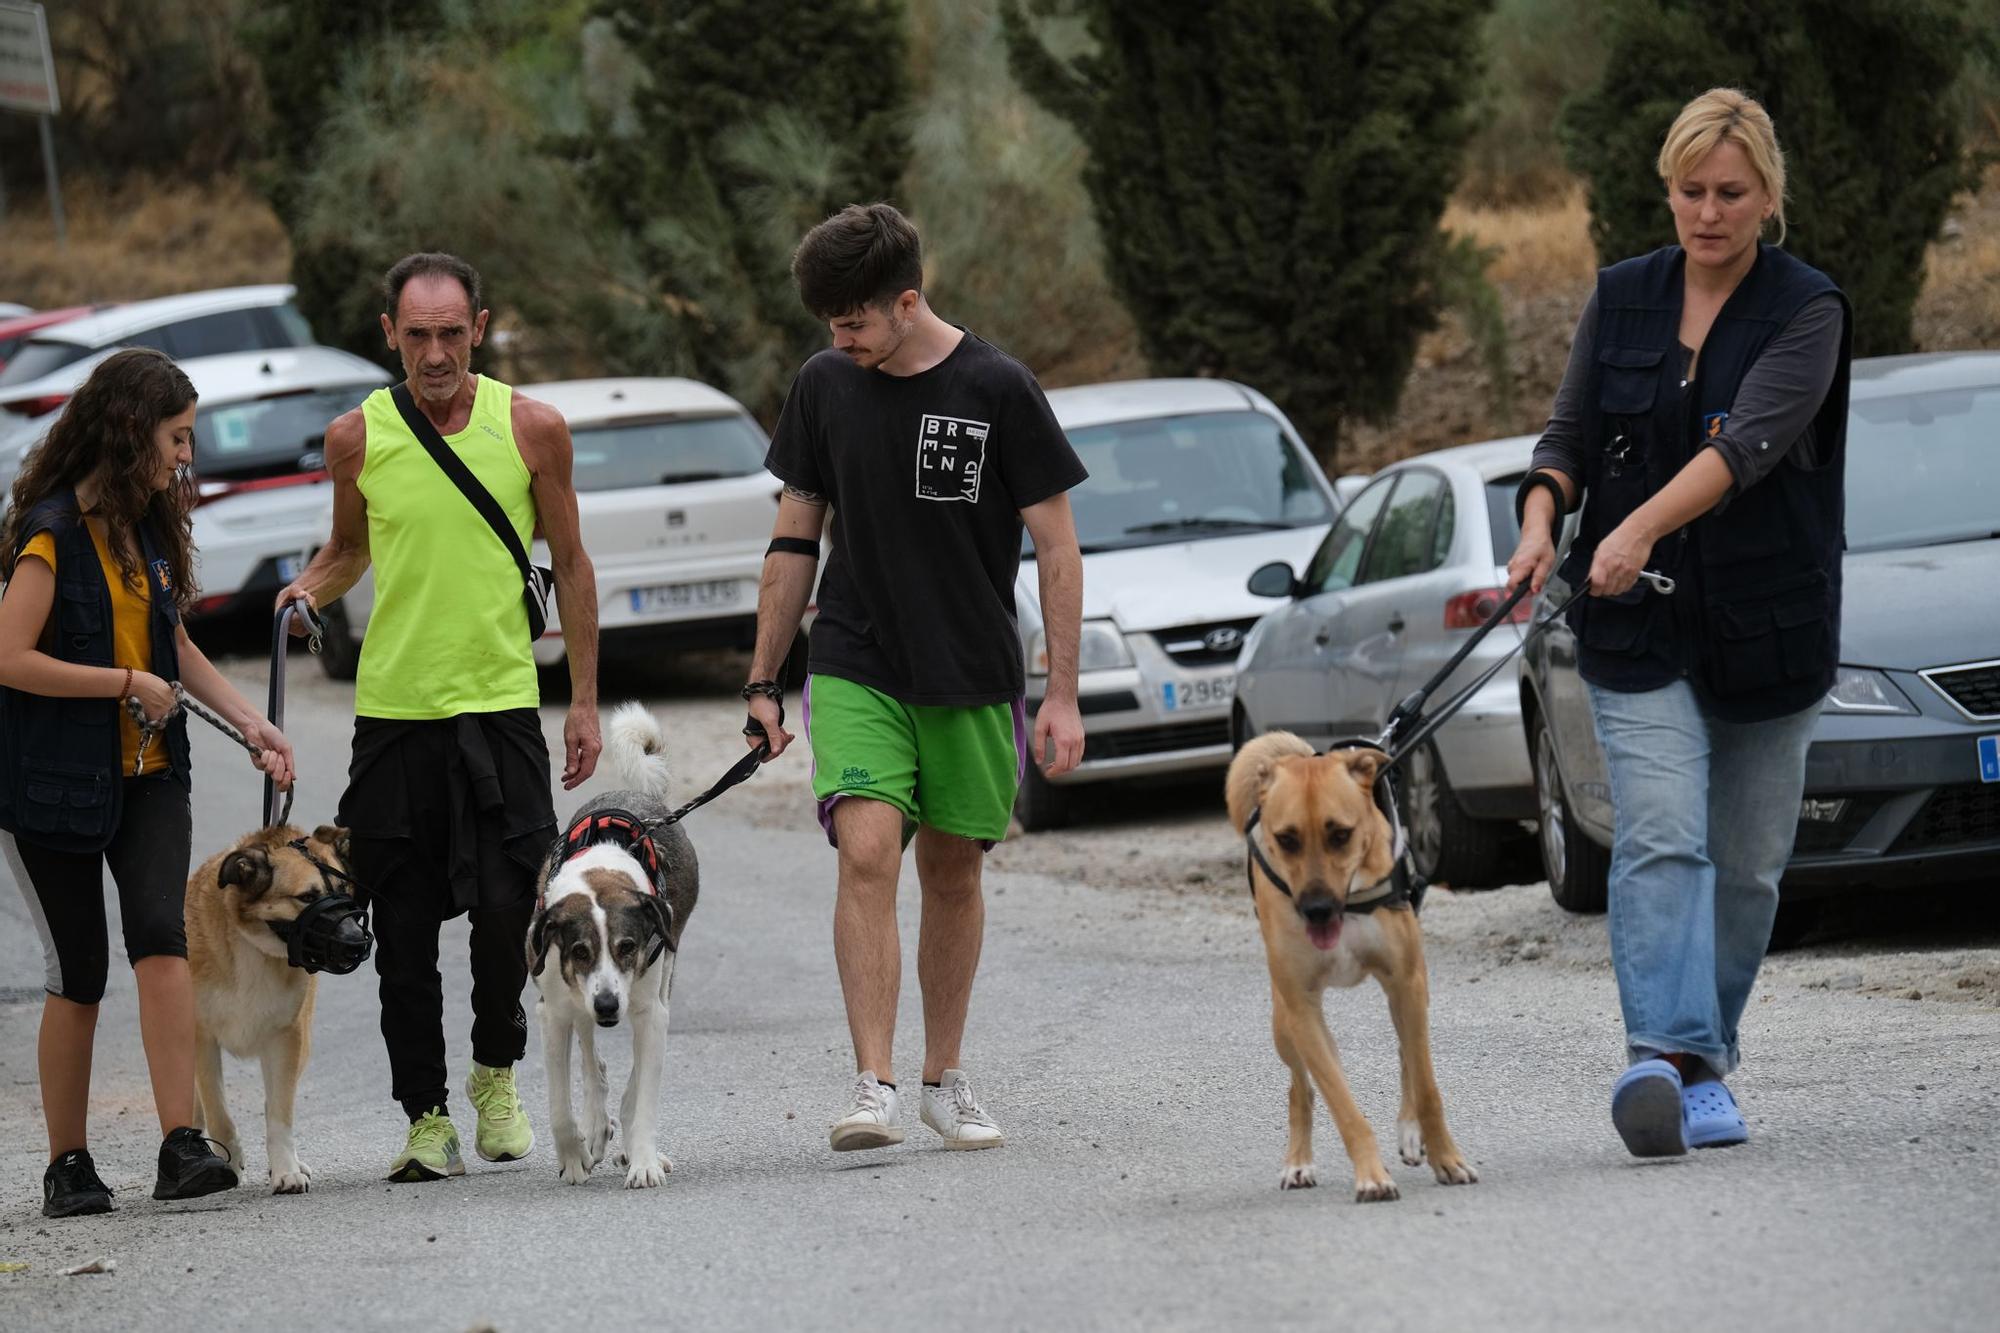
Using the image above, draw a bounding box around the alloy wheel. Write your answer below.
[1535,723,1567,890]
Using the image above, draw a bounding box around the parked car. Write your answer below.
[0,285,313,431]
[0,304,111,376]
[321,376,796,680]
[1232,435,1541,887]
[1013,378,1339,830]
[1521,351,2000,926]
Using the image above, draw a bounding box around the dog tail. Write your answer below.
[606,702,672,801]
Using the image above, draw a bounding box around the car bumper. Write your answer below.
[1782,712,2000,893]
[1427,671,1536,820]
[1027,660,1236,786]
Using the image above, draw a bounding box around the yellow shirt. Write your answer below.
[19,525,167,776]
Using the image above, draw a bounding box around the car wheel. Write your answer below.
[1398,740,1508,889]
[1531,709,1609,913]
[1014,758,1070,832]
[1766,900,1821,952]
[316,598,362,683]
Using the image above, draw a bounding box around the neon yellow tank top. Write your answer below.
[353,376,541,719]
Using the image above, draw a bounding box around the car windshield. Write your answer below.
[1034,409,1331,555]
[194,385,377,481]
[1846,382,2000,552]
[0,339,89,388]
[570,413,767,493]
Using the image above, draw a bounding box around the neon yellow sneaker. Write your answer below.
[386,1108,465,1182]
[466,1062,535,1163]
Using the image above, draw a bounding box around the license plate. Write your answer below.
[1980,735,1999,784]
[1162,675,1235,712]
[628,579,739,614]
[276,553,302,582]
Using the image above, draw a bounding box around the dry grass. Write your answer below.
[0,176,289,309]
[1442,186,1596,290]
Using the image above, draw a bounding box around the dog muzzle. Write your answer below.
[270,895,374,975]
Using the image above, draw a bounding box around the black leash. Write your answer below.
[265,600,323,829]
[641,738,771,833]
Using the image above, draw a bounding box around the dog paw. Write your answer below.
[1352,1168,1401,1203]
[586,1116,619,1168]
[221,1143,246,1182]
[623,1153,671,1189]
[1278,1164,1318,1191]
[557,1155,592,1185]
[1398,1119,1426,1166]
[270,1162,311,1194]
[1430,1153,1479,1186]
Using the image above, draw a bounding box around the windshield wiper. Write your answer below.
[1122,516,1291,535]
[658,471,731,484]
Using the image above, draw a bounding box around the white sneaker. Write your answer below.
[920,1069,1004,1150]
[829,1072,904,1152]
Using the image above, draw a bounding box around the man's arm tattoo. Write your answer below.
[783,484,827,506]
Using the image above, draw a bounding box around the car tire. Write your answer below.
[317,598,362,683]
[1766,900,1821,952]
[1398,740,1508,890]
[1014,757,1070,832]
[1531,708,1609,913]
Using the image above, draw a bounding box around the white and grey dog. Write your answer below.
[529,703,698,1188]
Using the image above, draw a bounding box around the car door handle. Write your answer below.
[1387,615,1406,634]
[1313,626,1333,647]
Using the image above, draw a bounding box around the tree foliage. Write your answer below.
[1004,0,1492,463]
[583,0,912,419]
[1562,0,1983,356]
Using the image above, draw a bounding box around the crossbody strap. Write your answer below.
[389,382,536,588]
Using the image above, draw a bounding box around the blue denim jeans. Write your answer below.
[1586,680,1819,1078]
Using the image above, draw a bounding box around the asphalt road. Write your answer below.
[1,639,1997,1332]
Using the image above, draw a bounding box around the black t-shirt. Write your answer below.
[764,331,1087,706]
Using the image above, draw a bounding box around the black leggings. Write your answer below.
[2,775,191,1006]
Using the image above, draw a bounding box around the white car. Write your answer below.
[184,348,393,617]
[0,346,391,618]
[1014,378,1340,829]
[322,377,792,679]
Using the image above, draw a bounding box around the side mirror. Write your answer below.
[1247,561,1297,599]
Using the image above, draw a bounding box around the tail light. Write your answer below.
[194,470,328,507]
[1443,586,1532,630]
[3,393,70,417]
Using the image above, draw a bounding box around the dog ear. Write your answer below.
[313,824,355,868]
[641,894,676,959]
[219,846,274,899]
[1342,748,1387,789]
[527,907,551,978]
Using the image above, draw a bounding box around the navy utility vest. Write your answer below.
[1560,244,1852,723]
[0,491,189,852]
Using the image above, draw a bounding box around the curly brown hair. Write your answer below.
[1,347,200,611]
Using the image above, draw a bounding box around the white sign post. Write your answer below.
[0,1,62,248]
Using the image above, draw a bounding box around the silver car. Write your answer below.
[1521,352,2000,932]
[1014,379,1339,830]
[1233,436,1541,888]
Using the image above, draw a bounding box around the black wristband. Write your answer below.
[740,678,785,739]
[767,536,820,560]
[1514,471,1569,529]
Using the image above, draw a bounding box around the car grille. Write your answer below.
[1151,618,1259,668]
[1084,719,1231,762]
[1792,792,1888,856]
[1920,661,2000,720]
[1887,784,2000,854]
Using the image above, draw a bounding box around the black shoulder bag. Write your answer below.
[389,382,555,641]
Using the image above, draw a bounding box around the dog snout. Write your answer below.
[1297,892,1339,927]
[592,991,621,1026]
[334,916,368,948]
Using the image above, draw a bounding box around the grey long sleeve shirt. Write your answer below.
[1530,289,1845,508]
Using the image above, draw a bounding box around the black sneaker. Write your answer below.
[43,1149,114,1218]
[152,1127,238,1202]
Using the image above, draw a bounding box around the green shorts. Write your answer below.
[804,674,1026,847]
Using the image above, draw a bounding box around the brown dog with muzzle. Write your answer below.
[1225,730,1478,1200]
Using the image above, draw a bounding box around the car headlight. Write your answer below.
[1822,666,1916,715]
[1028,619,1133,675]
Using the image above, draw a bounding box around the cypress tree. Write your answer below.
[1562,0,1980,356]
[1004,0,1491,463]
[586,0,913,419]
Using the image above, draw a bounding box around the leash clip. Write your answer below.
[1638,569,1676,596]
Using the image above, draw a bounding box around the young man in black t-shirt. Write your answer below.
[745,203,1086,1152]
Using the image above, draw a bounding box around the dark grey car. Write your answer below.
[1521,352,2000,925]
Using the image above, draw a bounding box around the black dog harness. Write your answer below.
[1242,748,1413,916]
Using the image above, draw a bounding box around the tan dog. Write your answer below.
[185,824,353,1194]
[1225,731,1477,1200]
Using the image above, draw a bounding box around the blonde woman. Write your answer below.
[1506,89,1852,1157]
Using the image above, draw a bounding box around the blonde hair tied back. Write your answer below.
[1657,87,1788,244]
